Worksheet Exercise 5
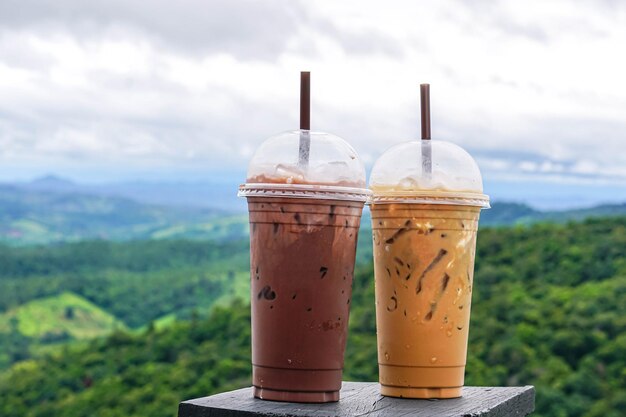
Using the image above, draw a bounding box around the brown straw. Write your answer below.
[420,83,432,177]
[300,72,311,130]
[420,84,431,140]
[298,71,311,167]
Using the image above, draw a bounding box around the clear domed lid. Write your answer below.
[239,130,370,202]
[369,140,489,208]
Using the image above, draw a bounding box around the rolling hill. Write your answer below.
[15,175,246,212]
[0,239,248,369]
[0,185,246,245]
[479,201,626,225]
[0,292,126,368]
[1,181,626,246]
[0,292,124,339]
[0,216,625,416]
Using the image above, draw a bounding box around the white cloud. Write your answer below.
[0,0,625,184]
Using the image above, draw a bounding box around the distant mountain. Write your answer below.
[1,180,625,245]
[480,201,626,226]
[362,201,626,229]
[540,202,626,222]
[0,185,246,245]
[93,180,247,212]
[12,175,246,212]
[480,202,539,225]
[12,176,626,219]
[25,175,77,192]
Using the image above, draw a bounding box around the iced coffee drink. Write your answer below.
[369,140,489,399]
[239,130,369,402]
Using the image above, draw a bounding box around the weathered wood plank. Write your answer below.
[179,382,535,417]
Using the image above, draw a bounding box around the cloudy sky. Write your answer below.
[1,0,625,207]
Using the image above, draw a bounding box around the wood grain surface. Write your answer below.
[179,382,535,417]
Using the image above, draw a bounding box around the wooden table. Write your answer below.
[179,382,535,416]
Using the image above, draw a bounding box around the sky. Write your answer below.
[1,0,625,208]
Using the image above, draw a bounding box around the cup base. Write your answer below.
[380,385,462,399]
[253,387,340,403]
[252,365,342,403]
[378,364,465,399]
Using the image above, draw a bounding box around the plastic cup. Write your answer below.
[368,140,489,399]
[238,130,370,403]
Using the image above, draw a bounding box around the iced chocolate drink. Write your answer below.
[248,196,362,402]
[239,130,369,402]
[369,139,489,399]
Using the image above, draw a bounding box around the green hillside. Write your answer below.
[150,214,248,241]
[0,292,123,339]
[0,302,252,417]
[0,217,625,416]
[479,202,626,226]
[0,292,126,369]
[0,186,232,245]
[0,239,251,368]
[2,185,626,245]
[0,239,248,326]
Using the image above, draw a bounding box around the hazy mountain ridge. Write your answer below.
[1,177,626,245]
[11,175,245,212]
[0,184,230,245]
[479,201,626,225]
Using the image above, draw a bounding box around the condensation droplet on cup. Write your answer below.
[430,357,438,364]
[446,330,452,337]
[384,352,390,361]
[287,359,292,364]
[405,344,411,350]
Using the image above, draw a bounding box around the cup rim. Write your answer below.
[368,190,490,209]
[238,183,372,203]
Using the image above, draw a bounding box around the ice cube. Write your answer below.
[399,176,420,189]
[308,161,351,183]
[275,164,305,183]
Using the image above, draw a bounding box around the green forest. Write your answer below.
[0,216,625,416]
